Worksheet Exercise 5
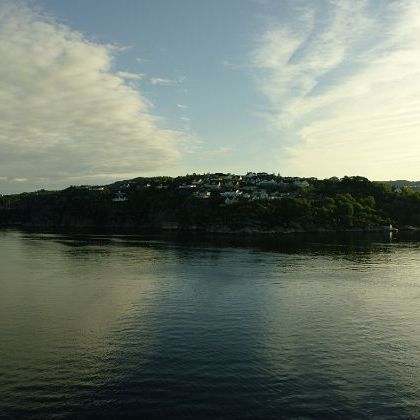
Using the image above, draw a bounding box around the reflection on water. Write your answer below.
[1,229,420,418]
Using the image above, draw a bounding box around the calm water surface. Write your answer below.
[1,229,420,419]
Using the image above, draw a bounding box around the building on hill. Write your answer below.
[112,191,127,202]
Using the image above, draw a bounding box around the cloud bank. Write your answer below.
[252,0,420,179]
[0,2,183,193]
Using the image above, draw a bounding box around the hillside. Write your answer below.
[1,173,420,233]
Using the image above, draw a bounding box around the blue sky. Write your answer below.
[36,0,273,176]
[1,0,420,193]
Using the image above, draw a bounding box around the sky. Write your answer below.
[1,0,420,193]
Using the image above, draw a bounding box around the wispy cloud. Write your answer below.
[116,71,145,80]
[136,57,150,64]
[150,76,185,86]
[0,2,187,193]
[251,0,420,179]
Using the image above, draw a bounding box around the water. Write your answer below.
[1,229,420,418]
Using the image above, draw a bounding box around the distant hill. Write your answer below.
[381,180,420,191]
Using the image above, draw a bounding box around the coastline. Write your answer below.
[0,221,413,236]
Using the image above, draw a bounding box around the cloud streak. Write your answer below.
[0,2,184,193]
[251,0,420,179]
[116,71,145,80]
[150,77,185,86]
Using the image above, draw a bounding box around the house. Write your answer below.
[270,192,289,200]
[257,179,277,187]
[220,190,242,199]
[112,191,127,202]
[294,180,310,188]
[225,179,241,188]
[224,196,239,205]
[245,172,257,179]
[251,190,269,200]
[240,185,257,192]
[276,180,289,191]
[257,172,269,178]
[193,191,211,199]
[214,173,233,180]
[205,179,221,190]
[179,184,197,190]
[328,176,340,183]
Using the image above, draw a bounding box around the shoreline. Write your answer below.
[0,222,415,236]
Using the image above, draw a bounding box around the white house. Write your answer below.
[112,191,127,202]
[257,179,277,187]
[193,191,211,199]
[206,179,221,190]
[220,190,242,198]
[179,184,197,190]
[251,190,269,200]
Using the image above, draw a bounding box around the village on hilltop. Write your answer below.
[106,172,322,204]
